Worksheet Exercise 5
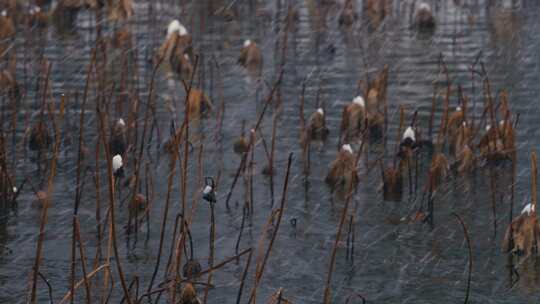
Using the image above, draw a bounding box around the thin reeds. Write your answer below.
[6,3,538,304]
[29,63,60,304]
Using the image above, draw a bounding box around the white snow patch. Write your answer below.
[112,155,123,173]
[353,96,365,107]
[342,144,353,154]
[403,126,415,142]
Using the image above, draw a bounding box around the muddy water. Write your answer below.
[2,0,540,303]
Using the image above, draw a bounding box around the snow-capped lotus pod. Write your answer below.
[342,144,353,154]
[403,126,415,142]
[303,108,329,143]
[325,145,359,200]
[113,154,123,172]
[414,2,435,29]
[238,39,262,74]
[202,177,216,203]
[353,96,365,107]
[203,185,212,195]
[112,155,125,178]
[167,20,188,38]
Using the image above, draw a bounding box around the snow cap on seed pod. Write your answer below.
[353,96,365,107]
[342,144,353,154]
[112,155,123,173]
[418,2,431,12]
[403,126,416,142]
[522,203,535,215]
[30,6,41,14]
[167,20,188,38]
[202,177,216,203]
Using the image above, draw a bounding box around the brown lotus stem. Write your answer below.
[29,62,58,304]
[452,213,472,304]
[194,248,252,280]
[481,63,502,142]
[323,185,354,304]
[225,70,284,208]
[259,128,272,167]
[164,213,191,276]
[235,248,253,304]
[121,276,140,304]
[147,136,180,297]
[131,52,167,254]
[247,153,293,304]
[96,106,133,304]
[489,166,497,237]
[143,55,176,296]
[346,215,354,261]
[235,205,249,257]
[213,57,225,142]
[507,149,517,282]
[428,82,438,140]
[71,49,95,304]
[171,53,203,301]
[144,162,153,241]
[470,52,482,130]
[36,271,54,304]
[280,6,291,68]
[532,152,537,213]
[226,155,247,209]
[269,113,278,205]
[59,264,110,304]
[203,194,216,304]
[75,218,92,304]
[247,130,255,214]
[395,105,405,157]
[461,86,468,123]
[29,182,51,304]
[299,79,306,130]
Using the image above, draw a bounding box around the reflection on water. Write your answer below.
[1,0,540,303]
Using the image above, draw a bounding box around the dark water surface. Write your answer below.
[2,0,540,303]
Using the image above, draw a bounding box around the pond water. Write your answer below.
[2,0,540,303]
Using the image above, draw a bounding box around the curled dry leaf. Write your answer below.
[502,213,540,257]
[325,148,358,200]
[108,0,134,21]
[382,162,403,202]
[179,282,201,304]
